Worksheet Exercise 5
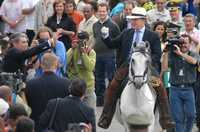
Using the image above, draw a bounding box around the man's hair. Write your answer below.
[97,2,109,11]
[0,85,12,102]
[41,53,58,70]
[8,104,27,120]
[34,26,54,40]
[69,78,87,97]
[9,33,28,45]
[184,13,196,23]
[124,0,135,8]
[15,116,34,132]
[65,0,76,9]
[181,34,192,43]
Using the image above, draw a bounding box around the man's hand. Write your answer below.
[30,40,39,48]
[9,21,18,28]
[101,26,109,39]
[173,45,183,56]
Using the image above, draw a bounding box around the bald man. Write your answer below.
[25,53,70,131]
[0,85,31,115]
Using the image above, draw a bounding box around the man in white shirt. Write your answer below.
[0,0,26,34]
[22,0,36,45]
[181,13,200,53]
[147,0,171,27]
[181,13,200,130]
[78,3,98,48]
[34,0,54,32]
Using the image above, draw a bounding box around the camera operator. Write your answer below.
[2,33,52,74]
[67,31,96,110]
[161,34,200,132]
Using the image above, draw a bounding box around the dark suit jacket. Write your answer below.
[39,96,96,132]
[25,72,70,130]
[104,27,162,72]
[3,41,51,73]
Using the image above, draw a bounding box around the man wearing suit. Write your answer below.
[39,78,96,132]
[3,33,52,73]
[25,53,70,131]
[98,7,175,129]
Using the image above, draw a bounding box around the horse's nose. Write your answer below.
[134,82,143,89]
[133,77,144,89]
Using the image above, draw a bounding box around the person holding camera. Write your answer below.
[161,34,200,132]
[67,31,96,110]
[2,33,52,74]
[30,27,67,78]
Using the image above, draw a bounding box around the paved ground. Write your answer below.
[96,107,199,132]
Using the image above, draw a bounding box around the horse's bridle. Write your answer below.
[128,50,150,88]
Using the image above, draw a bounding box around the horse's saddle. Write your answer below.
[149,76,161,88]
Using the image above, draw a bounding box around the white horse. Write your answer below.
[115,42,160,132]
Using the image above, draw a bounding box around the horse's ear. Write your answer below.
[145,41,150,50]
[133,42,137,48]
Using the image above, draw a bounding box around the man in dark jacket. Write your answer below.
[25,53,70,131]
[39,78,96,132]
[3,33,52,73]
[98,7,175,129]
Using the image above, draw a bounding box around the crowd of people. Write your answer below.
[0,0,200,131]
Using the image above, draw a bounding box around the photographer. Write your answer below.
[161,34,200,132]
[2,33,52,74]
[67,31,96,110]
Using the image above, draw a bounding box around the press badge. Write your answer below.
[77,59,82,65]
[179,69,184,76]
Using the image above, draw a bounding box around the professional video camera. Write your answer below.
[166,36,185,52]
[0,71,25,94]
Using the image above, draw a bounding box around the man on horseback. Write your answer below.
[98,7,175,129]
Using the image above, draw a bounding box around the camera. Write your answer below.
[77,32,89,40]
[77,32,89,48]
[38,38,48,44]
[166,36,184,51]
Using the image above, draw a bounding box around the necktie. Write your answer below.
[135,30,140,44]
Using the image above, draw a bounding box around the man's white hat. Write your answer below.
[126,7,147,19]
[0,98,9,116]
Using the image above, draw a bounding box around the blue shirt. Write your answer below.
[129,26,146,58]
[35,40,67,77]
[133,26,145,44]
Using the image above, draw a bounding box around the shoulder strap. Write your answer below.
[48,98,60,129]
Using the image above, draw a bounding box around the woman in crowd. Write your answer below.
[46,0,76,51]
[153,21,168,50]
[64,0,84,28]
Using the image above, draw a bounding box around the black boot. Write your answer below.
[153,82,175,129]
[98,64,129,129]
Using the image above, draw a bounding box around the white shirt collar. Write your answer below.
[135,26,145,33]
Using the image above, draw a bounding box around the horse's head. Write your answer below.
[129,41,151,89]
